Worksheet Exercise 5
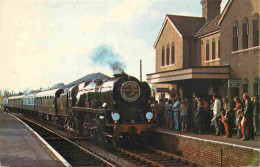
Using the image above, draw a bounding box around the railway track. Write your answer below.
[106,143,197,167]
[13,113,198,167]
[18,116,116,167]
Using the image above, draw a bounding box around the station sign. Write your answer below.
[228,80,240,88]
[156,88,169,92]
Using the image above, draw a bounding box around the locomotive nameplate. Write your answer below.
[120,81,140,102]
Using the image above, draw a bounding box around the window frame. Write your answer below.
[212,38,216,60]
[161,46,165,66]
[171,42,175,64]
[206,40,209,61]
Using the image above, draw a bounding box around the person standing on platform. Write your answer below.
[192,92,198,133]
[196,98,205,134]
[234,96,242,137]
[222,97,229,137]
[213,94,221,136]
[203,98,210,133]
[242,93,254,140]
[180,99,188,132]
[237,110,244,138]
[185,98,192,131]
[156,99,165,128]
[173,97,181,131]
[164,98,169,127]
[228,98,236,137]
[222,97,235,138]
[252,96,259,136]
[152,100,158,122]
[166,99,173,129]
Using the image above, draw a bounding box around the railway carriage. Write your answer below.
[23,93,36,111]
[2,97,9,111]
[35,89,63,116]
[7,95,24,110]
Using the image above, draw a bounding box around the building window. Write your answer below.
[242,17,249,49]
[206,40,209,61]
[212,38,216,59]
[253,13,259,47]
[171,42,175,64]
[161,46,165,66]
[233,21,239,51]
[218,38,220,58]
[243,78,249,94]
[166,44,170,65]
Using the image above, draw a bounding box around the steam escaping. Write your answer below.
[90,45,126,74]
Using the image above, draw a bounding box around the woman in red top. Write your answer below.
[222,97,230,137]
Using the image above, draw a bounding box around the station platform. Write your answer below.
[154,127,260,166]
[157,127,260,149]
[0,111,68,167]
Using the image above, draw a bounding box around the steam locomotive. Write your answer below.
[3,72,156,144]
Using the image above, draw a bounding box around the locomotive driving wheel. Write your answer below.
[111,133,121,146]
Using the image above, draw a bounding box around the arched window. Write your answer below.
[218,37,220,58]
[242,17,249,49]
[171,42,175,64]
[166,44,170,65]
[253,77,259,96]
[243,78,249,94]
[233,21,239,51]
[212,38,216,59]
[253,13,259,47]
[161,46,165,66]
[206,40,209,61]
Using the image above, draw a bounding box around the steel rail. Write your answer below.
[116,147,164,167]
[13,114,116,167]
[146,146,202,166]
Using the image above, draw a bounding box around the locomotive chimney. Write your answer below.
[113,70,127,78]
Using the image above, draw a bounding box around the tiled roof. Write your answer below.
[195,14,221,37]
[166,15,206,37]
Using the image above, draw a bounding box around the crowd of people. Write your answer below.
[151,92,259,141]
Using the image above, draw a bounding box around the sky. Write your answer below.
[0,0,228,93]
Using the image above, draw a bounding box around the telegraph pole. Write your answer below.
[140,59,142,82]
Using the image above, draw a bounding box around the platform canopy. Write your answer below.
[146,66,230,84]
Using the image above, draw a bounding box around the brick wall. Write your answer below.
[152,131,260,166]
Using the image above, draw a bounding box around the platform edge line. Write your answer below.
[157,130,260,152]
[8,113,72,167]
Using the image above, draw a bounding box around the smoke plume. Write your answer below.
[90,45,126,74]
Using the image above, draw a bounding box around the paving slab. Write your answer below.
[0,111,67,167]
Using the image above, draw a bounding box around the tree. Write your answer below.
[52,83,65,89]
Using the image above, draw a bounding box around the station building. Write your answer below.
[147,0,260,100]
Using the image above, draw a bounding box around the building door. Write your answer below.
[253,77,259,97]
[230,88,239,98]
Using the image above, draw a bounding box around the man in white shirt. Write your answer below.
[213,94,221,136]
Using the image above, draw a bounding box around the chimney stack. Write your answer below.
[201,0,222,21]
